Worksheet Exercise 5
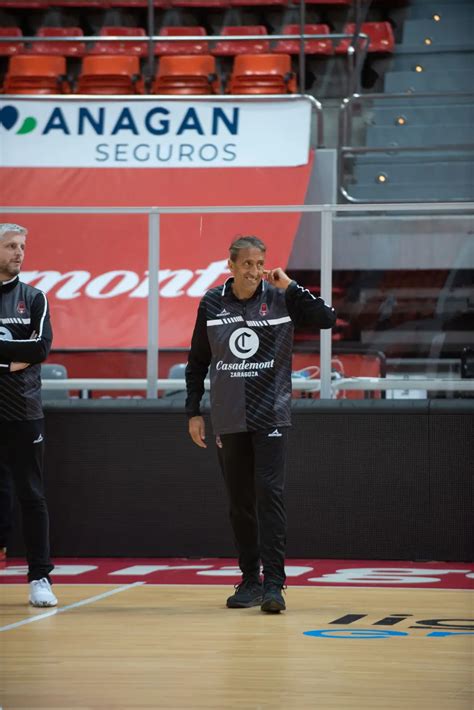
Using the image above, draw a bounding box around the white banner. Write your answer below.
[0,98,311,168]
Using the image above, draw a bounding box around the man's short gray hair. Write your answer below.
[229,235,266,262]
[0,223,28,239]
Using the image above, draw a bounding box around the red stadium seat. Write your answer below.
[49,1,166,5]
[213,26,270,56]
[91,26,148,57]
[77,55,142,94]
[336,22,395,54]
[47,1,101,6]
[0,1,49,7]
[3,54,70,94]
[154,26,209,56]
[18,0,167,5]
[170,0,228,7]
[228,53,296,94]
[46,1,101,6]
[305,0,351,5]
[152,54,219,94]
[273,24,333,56]
[106,1,168,6]
[229,0,287,6]
[0,27,24,56]
[28,27,85,57]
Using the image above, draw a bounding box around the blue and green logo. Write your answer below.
[0,105,37,134]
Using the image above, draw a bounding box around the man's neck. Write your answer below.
[231,280,260,301]
[231,287,251,300]
[0,274,18,285]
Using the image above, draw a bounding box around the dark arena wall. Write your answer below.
[9,400,474,562]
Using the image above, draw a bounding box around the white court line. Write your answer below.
[0,581,144,632]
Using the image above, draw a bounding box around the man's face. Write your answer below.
[228,247,266,296]
[0,232,26,281]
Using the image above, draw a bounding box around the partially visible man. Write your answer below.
[186,236,336,613]
[0,223,57,607]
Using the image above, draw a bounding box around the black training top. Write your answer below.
[0,276,52,421]
[185,278,336,435]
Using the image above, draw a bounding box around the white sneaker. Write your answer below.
[29,578,58,607]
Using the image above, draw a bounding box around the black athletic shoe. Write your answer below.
[226,579,263,608]
[261,583,286,613]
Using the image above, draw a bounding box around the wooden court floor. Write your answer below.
[1,582,472,709]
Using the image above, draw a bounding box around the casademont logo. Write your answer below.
[229,328,259,359]
[20,260,229,300]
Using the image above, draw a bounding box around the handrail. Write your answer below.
[338,91,474,203]
[334,378,474,392]
[40,378,320,392]
[40,377,474,394]
[339,91,474,151]
[0,33,368,43]
[342,145,474,153]
[298,0,306,95]
[147,0,155,92]
[4,203,473,214]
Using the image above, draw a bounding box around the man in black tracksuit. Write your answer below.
[0,223,57,607]
[186,236,336,613]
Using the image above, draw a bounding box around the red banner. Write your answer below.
[1,157,313,348]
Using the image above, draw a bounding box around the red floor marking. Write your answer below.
[1,559,473,589]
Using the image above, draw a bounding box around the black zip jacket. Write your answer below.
[0,276,52,421]
[186,278,336,435]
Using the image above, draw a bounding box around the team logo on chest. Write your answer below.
[259,303,268,317]
[17,301,26,315]
[229,328,259,359]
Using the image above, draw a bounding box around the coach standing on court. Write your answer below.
[186,236,336,613]
[0,223,57,607]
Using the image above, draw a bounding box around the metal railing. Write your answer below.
[338,91,474,203]
[39,376,474,397]
[3,201,473,399]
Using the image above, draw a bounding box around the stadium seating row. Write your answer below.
[0,1,354,8]
[0,22,394,56]
[2,52,298,94]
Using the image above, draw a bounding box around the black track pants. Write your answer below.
[218,428,288,585]
[0,468,13,548]
[0,419,54,582]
